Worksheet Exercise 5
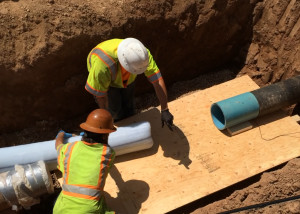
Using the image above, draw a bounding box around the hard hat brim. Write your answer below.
[80,123,117,134]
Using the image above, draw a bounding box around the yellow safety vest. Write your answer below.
[85,38,162,97]
[53,141,115,214]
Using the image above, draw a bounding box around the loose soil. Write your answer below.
[0,0,300,213]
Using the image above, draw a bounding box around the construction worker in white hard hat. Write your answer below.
[53,109,116,214]
[85,38,174,131]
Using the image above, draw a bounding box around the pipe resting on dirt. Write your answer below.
[0,121,153,171]
[211,75,300,130]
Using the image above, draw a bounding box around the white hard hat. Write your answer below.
[117,38,149,75]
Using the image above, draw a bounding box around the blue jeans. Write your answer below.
[107,82,136,121]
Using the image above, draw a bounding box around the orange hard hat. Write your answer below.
[80,109,117,134]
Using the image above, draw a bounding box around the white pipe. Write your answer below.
[0,121,153,171]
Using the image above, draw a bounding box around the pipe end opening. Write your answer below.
[211,103,226,130]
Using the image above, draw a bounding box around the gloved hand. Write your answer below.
[56,130,73,139]
[161,109,174,131]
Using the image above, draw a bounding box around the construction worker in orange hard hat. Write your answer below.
[53,109,116,214]
[85,38,174,131]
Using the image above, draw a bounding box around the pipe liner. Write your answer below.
[0,121,153,171]
[108,121,153,156]
[211,92,260,130]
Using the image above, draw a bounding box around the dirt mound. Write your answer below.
[239,0,300,86]
[190,158,300,214]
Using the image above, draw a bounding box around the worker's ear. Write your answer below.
[102,134,109,142]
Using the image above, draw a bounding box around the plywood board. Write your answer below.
[102,75,300,214]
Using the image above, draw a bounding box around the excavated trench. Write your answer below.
[1,0,257,135]
[0,0,300,213]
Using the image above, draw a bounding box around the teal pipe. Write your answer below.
[211,92,260,130]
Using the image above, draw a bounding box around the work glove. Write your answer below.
[56,130,73,139]
[161,109,174,131]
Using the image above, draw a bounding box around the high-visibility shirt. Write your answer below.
[53,141,115,214]
[85,39,162,97]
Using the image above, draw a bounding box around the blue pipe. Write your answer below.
[211,92,260,130]
[210,75,300,130]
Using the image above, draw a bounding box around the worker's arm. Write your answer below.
[95,95,109,109]
[153,78,174,131]
[153,78,168,110]
[55,132,64,150]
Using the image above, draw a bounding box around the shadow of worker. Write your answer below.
[104,165,150,214]
[115,108,192,169]
[161,125,192,169]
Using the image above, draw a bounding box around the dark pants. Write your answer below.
[107,82,136,121]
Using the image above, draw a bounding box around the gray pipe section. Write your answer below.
[0,121,153,171]
[211,75,300,130]
[0,161,53,209]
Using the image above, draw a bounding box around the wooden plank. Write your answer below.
[101,75,300,213]
[291,114,300,123]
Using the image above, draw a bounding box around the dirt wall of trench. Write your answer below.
[0,0,300,213]
[0,0,258,133]
[0,0,299,135]
[239,0,300,85]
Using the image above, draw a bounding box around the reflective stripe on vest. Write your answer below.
[85,82,107,97]
[63,141,78,184]
[57,144,64,169]
[62,184,101,200]
[148,70,162,83]
[98,145,114,189]
[89,48,117,81]
[61,141,114,201]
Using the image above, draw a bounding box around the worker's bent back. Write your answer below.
[53,141,115,214]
